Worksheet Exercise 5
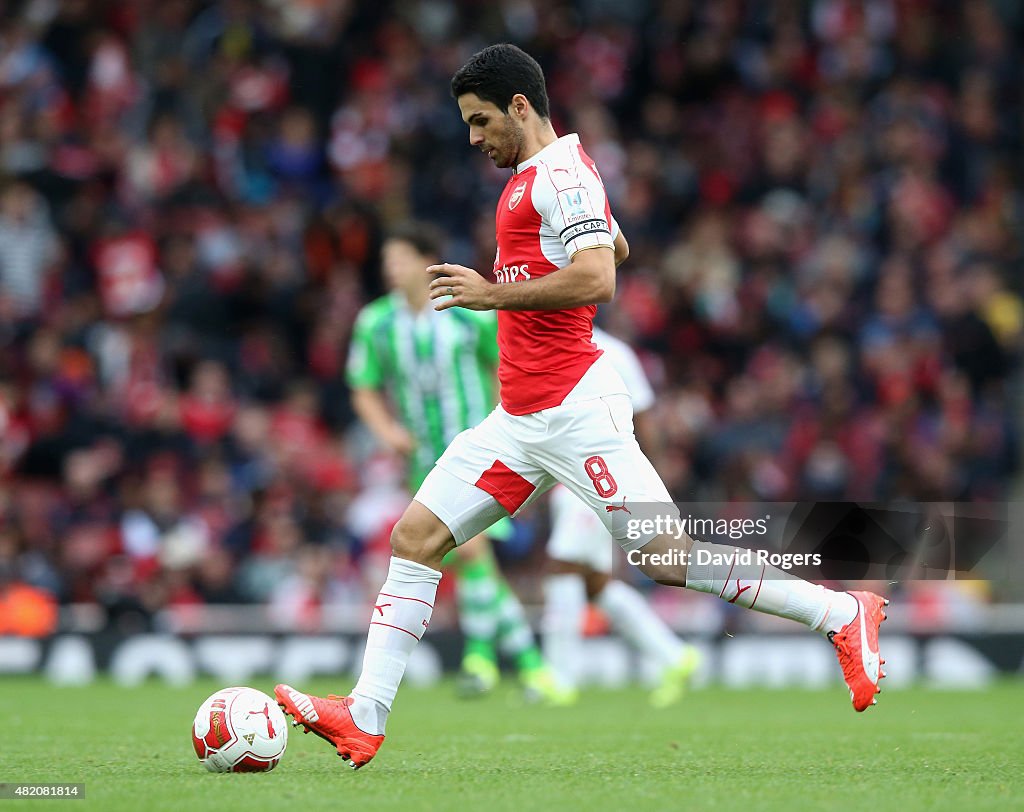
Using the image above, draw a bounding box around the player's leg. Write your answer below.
[474,516,555,698]
[277,411,555,766]
[633,531,855,621]
[358,463,557,721]
[276,498,451,767]
[541,484,597,698]
[630,531,887,706]
[447,518,554,698]
[591,574,702,708]
[541,561,588,699]
[536,394,887,712]
[446,535,502,695]
[491,580,560,701]
[543,483,699,704]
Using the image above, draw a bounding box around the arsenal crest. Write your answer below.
[508,181,528,210]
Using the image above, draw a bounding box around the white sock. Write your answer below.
[350,556,441,734]
[542,574,587,691]
[596,580,685,669]
[684,541,858,634]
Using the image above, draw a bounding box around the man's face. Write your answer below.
[457,93,525,169]
[382,239,429,293]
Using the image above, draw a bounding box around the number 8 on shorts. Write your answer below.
[584,455,618,498]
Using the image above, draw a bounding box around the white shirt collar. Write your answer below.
[515,132,580,174]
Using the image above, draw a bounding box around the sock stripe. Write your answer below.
[718,557,737,599]
[379,592,434,608]
[817,603,832,633]
[750,564,766,609]
[370,621,422,640]
[687,542,843,633]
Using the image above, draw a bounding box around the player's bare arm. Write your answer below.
[632,409,659,459]
[351,387,416,456]
[427,246,615,312]
[613,229,629,268]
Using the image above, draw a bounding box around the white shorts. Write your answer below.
[414,390,675,552]
[547,483,615,572]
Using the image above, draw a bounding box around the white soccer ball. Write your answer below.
[191,687,288,772]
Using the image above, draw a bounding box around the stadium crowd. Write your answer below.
[0,0,1021,633]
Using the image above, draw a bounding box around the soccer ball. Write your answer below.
[191,687,288,772]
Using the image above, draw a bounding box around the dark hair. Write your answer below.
[385,221,444,260]
[451,43,550,120]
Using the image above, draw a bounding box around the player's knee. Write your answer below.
[547,558,588,577]
[636,560,687,588]
[390,510,455,569]
[647,565,688,585]
[630,534,690,587]
[584,571,611,600]
[651,571,687,587]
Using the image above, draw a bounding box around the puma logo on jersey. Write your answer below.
[495,263,530,284]
[551,166,578,189]
[605,497,631,514]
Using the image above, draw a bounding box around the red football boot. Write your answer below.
[828,591,889,711]
[275,684,384,768]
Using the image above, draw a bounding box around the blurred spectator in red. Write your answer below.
[179,360,237,445]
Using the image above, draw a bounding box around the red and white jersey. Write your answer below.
[492,133,620,415]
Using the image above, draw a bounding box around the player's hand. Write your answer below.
[383,423,416,456]
[427,263,496,311]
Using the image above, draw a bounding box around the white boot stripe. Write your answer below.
[285,687,320,723]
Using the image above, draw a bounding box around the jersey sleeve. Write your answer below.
[345,308,382,389]
[535,160,614,258]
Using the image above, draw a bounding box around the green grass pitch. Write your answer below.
[3,678,1021,811]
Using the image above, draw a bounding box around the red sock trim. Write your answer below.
[378,593,434,608]
[718,557,737,599]
[749,564,766,610]
[370,621,421,641]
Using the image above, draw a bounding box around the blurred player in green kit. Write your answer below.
[346,222,559,701]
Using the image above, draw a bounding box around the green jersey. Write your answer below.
[347,293,499,489]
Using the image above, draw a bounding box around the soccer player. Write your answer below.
[346,222,557,700]
[276,44,887,768]
[542,326,701,707]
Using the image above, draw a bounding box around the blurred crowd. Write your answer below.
[0,0,1021,633]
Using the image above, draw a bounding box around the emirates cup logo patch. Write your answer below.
[508,181,528,210]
